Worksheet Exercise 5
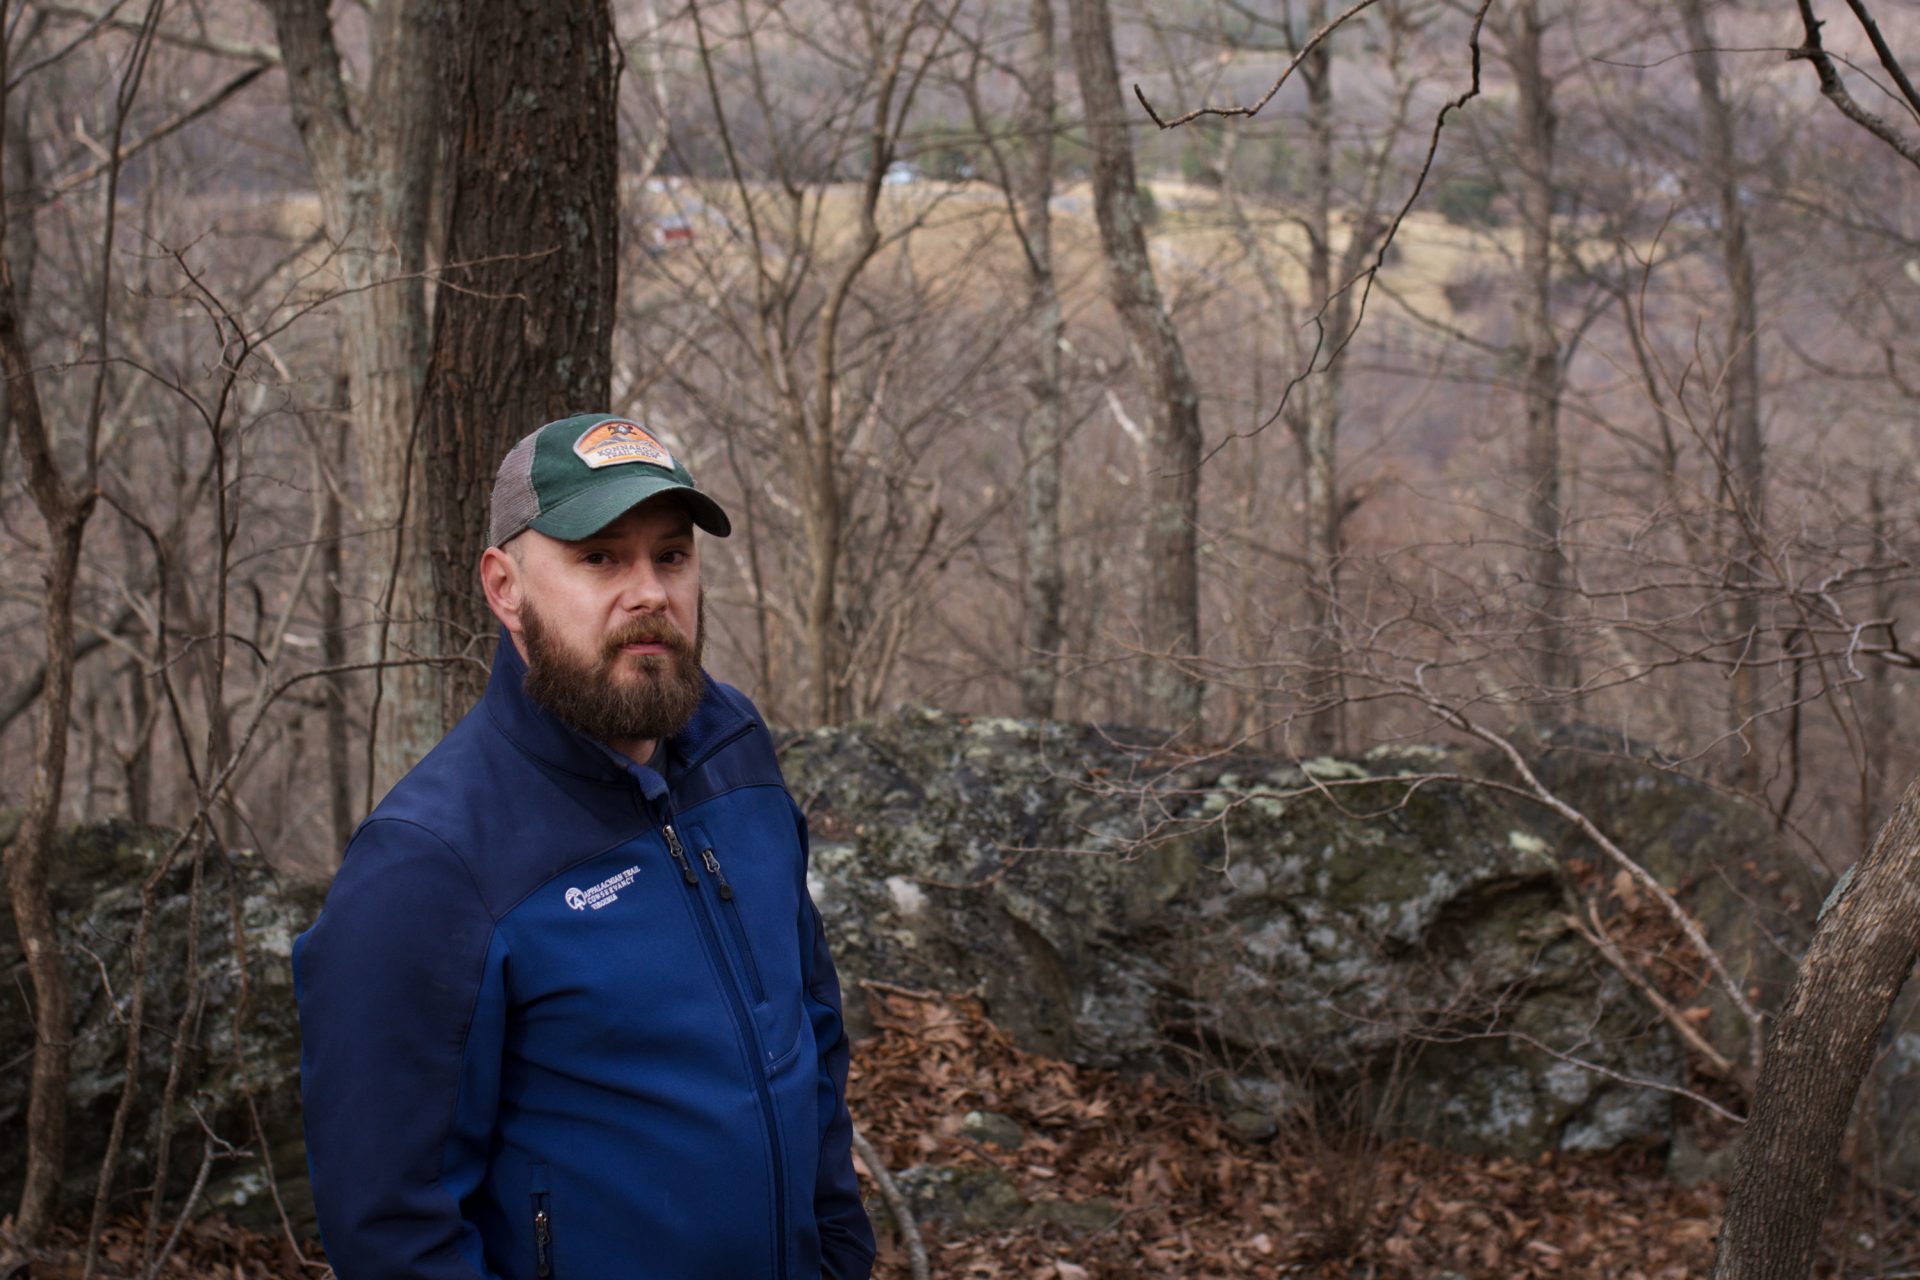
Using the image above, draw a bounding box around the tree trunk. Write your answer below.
[423,0,619,725]
[1709,772,1920,1279]
[1678,0,1765,788]
[1509,0,1570,714]
[262,0,440,797]
[1065,0,1204,732]
[1018,0,1066,721]
[0,41,93,1233]
[322,371,354,856]
[804,434,847,726]
[1295,0,1345,753]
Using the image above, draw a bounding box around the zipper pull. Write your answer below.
[534,1209,552,1278]
[663,824,698,886]
[701,848,736,901]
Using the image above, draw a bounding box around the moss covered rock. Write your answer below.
[787,709,1816,1159]
[0,820,324,1232]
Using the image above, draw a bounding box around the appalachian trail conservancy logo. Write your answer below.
[573,419,675,471]
[564,865,641,911]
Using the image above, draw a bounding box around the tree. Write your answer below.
[1506,0,1571,716]
[1678,0,1764,787]
[260,0,442,798]
[0,0,144,1238]
[422,0,620,721]
[1066,0,1204,731]
[1709,776,1920,1279]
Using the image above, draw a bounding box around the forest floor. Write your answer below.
[9,991,1915,1279]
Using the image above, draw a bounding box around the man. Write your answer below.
[294,412,876,1280]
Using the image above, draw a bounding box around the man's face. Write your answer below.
[501,498,707,750]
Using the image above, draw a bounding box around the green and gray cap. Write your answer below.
[489,412,732,547]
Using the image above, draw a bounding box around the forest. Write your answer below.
[2,0,1920,1276]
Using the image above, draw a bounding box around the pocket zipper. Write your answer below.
[534,1203,552,1278]
[532,1164,553,1280]
[702,846,767,1004]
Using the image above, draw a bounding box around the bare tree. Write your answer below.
[1506,0,1571,716]
[259,0,442,798]
[1678,0,1764,787]
[0,0,151,1239]
[1710,776,1920,1280]
[1066,0,1204,730]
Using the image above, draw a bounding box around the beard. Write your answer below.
[520,593,707,749]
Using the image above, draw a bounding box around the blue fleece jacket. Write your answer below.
[294,638,875,1280]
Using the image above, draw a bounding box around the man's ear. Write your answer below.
[480,545,523,636]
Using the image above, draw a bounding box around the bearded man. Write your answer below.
[293,413,875,1280]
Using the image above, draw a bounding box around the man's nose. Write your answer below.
[616,561,669,611]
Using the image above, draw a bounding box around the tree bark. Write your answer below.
[423,0,619,725]
[1065,0,1204,731]
[322,371,354,854]
[1678,0,1765,788]
[1017,0,1065,720]
[261,0,441,796]
[1710,771,1920,1279]
[1508,0,1570,714]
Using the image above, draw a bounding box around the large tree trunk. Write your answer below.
[1509,0,1570,715]
[262,0,440,798]
[1710,772,1920,1279]
[1065,0,1204,731]
[1678,0,1765,788]
[423,0,619,724]
[1018,0,1066,720]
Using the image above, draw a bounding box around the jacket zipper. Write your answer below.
[701,846,767,1004]
[661,819,790,1278]
[532,1164,553,1279]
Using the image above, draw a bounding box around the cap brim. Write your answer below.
[527,473,732,540]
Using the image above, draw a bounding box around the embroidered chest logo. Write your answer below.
[572,419,675,471]
[564,865,640,911]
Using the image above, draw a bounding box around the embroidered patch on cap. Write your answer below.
[572,419,676,471]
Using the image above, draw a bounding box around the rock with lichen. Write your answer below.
[786,709,1821,1160]
[0,818,324,1233]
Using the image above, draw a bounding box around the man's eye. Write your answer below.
[582,551,614,566]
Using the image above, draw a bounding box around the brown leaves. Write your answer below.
[850,993,1885,1280]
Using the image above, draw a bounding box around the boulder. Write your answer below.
[0,819,324,1233]
[786,709,1821,1160]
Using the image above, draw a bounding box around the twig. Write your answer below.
[851,1123,930,1280]
[1563,898,1741,1082]
[1132,0,1387,128]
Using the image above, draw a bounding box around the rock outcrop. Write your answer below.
[783,710,1822,1159]
[0,819,323,1233]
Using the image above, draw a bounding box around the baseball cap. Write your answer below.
[489,412,732,546]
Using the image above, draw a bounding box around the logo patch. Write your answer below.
[564,865,641,911]
[573,419,675,471]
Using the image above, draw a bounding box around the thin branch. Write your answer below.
[850,1124,930,1280]
[1789,0,1920,171]
[1133,0,1387,128]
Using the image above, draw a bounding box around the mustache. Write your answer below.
[603,617,693,656]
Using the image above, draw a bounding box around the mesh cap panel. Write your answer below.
[488,431,542,547]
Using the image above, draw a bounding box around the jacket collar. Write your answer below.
[481,628,750,788]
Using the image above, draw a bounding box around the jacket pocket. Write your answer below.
[702,845,768,1004]
[531,1162,554,1279]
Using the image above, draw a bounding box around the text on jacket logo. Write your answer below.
[564,865,641,911]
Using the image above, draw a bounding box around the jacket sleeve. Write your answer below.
[295,818,506,1280]
[794,804,878,1280]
